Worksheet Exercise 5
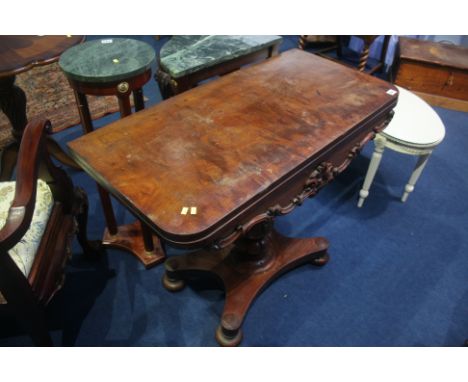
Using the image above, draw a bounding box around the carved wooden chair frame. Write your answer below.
[0,118,96,345]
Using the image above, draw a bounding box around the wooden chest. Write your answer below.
[395,37,468,112]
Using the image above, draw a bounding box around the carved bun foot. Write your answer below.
[162,272,185,292]
[215,325,243,347]
[311,252,330,266]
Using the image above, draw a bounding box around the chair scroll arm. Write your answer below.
[0,119,49,252]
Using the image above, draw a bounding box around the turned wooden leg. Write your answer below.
[133,88,145,112]
[21,300,52,346]
[0,255,52,346]
[358,135,386,207]
[0,76,27,139]
[358,43,371,72]
[298,35,308,50]
[117,93,132,117]
[155,67,178,100]
[401,153,431,202]
[74,187,102,257]
[162,220,329,346]
[336,36,344,58]
[0,76,26,181]
[73,90,94,134]
[0,142,19,181]
[97,185,118,235]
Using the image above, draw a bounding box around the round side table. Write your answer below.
[60,37,165,268]
[357,85,446,207]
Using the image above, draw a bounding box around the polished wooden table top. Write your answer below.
[68,49,397,247]
[0,35,84,77]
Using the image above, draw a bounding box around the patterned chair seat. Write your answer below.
[0,179,53,303]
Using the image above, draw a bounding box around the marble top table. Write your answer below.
[60,38,163,269]
[160,35,282,78]
[59,38,155,83]
[156,35,282,99]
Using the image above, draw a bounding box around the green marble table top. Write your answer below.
[59,38,155,83]
[160,35,282,78]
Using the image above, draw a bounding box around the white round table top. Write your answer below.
[382,86,446,146]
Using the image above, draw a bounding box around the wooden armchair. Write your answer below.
[0,118,95,345]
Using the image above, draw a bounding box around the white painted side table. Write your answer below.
[357,86,446,207]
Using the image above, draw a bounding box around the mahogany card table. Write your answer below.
[68,49,397,346]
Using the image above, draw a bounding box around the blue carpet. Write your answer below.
[1,36,467,346]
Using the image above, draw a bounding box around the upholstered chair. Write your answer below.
[0,119,96,345]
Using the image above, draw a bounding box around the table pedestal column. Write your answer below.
[162,220,329,346]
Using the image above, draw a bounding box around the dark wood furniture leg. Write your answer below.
[73,87,165,268]
[0,144,19,182]
[133,88,145,112]
[0,76,27,139]
[358,42,371,72]
[0,76,81,174]
[73,90,94,134]
[73,187,102,257]
[163,220,329,346]
[0,76,26,181]
[155,67,179,100]
[117,93,132,117]
[298,35,307,50]
[0,255,52,346]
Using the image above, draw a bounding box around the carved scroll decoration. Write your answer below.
[212,111,395,250]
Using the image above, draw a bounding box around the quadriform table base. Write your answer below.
[161,123,392,346]
[163,222,329,346]
[103,221,165,268]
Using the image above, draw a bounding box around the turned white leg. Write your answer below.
[401,153,431,202]
[357,135,386,207]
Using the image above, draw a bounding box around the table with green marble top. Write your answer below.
[156,35,282,99]
[58,37,164,269]
[59,37,155,83]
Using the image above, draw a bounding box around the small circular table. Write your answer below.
[59,37,165,268]
[357,85,446,207]
[0,35,84,179]
[59,38,155,130]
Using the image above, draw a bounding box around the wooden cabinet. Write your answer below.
[395,37,468,112]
